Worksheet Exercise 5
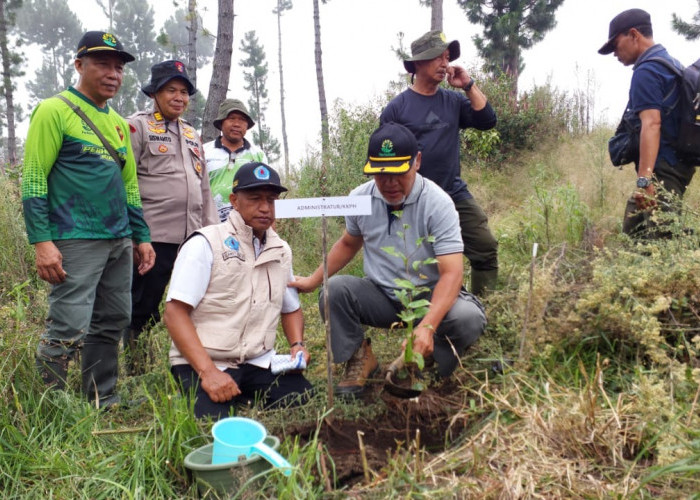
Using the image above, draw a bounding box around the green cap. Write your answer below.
[213,98,255,130]
[403,30,460,73]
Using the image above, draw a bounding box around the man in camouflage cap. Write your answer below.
[204,98,268,221]
[381,30,499,296]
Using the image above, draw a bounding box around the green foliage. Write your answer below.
[158,7,214,65]
[381,213,438,372]
[109,0,165,117]
[17,0,82,103]
[239,30,281,163]
[5,74,700,496]
[295,98,380,200]
[464,73,580,163]
[0,176,34,294]
[457,0,565,94]
[672,1,700,41]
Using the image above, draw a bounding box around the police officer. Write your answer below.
[126,60,218,374]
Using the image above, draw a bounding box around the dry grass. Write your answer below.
[345,356,694,499]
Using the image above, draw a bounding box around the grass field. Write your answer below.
[1,124,699,498]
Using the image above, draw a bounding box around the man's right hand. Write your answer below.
[288,275,320,294]
[199,366,241,403]
[34,241,67,284]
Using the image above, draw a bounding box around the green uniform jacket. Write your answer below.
[21,87,151,244]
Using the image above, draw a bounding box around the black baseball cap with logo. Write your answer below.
[232,162,288,193]
[363,122,419,175]
[76,31,135,63]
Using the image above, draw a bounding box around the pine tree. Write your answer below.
[239,30,280,163]
[273,0,292,177]
[457,0,564,97]
[17,0,82,103]
[158,5,214,128]
[110,0,164,117]
[672,1,700,41]
[0,0,25,170]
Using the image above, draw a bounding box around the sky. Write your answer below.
[23,0,700,168]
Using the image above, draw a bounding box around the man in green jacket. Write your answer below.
[22,31,155,408]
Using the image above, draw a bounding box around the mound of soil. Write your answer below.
[285,377,469,488]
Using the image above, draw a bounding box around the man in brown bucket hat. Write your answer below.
[381,30,499,296]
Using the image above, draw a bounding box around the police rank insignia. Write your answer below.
[158,144,168,153]
[183,128,195,139]
[194,161,202,174]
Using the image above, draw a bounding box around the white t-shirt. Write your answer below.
[166,233,300,368]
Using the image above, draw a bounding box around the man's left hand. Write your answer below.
[634,184,657,210]
[135,242,156,275]
[446,65,470,89]
[403,325,435,360]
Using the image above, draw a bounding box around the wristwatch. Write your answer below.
[463,78,475,92]
[636,176,652,189]
[290,341,305,348]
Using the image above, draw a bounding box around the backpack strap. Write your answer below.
[55,94,125,170]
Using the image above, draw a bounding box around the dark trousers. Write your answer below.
[623,158,696,238]
[454,197,498,271]
[130,242,179,332]
[171,363,313,419]
[319,275,486,377]
[38,238,132,361]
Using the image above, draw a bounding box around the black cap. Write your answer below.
[598,9,652,55]
[141,60,196,96]
[76,31,135,62]
[232,162,288,193]
[363,122,418,175]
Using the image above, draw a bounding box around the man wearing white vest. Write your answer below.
[164,162,312,418]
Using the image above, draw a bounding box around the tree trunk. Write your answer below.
[0,0,17,171]
[184,0,198,124]
[201,0,234,143]
[313,0,329,193]
[95,0,115,32]
[276,1,290,178]
[430,0,443,31]
[503,52,519,101]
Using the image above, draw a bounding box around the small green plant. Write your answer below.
[381,211,437,373]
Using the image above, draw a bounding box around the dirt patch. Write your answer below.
[286,378,470,488]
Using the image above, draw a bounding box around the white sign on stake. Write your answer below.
[275,195,372,218]
[275,195,372,408]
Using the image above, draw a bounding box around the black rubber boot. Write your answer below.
[36,355,70,390]
[81,342,120,409]
[470,269,498,297]
[122,328,145,376]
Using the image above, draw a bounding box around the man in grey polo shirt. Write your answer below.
[291,122,486,396]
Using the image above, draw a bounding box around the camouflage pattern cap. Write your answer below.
[403,30,460,73]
